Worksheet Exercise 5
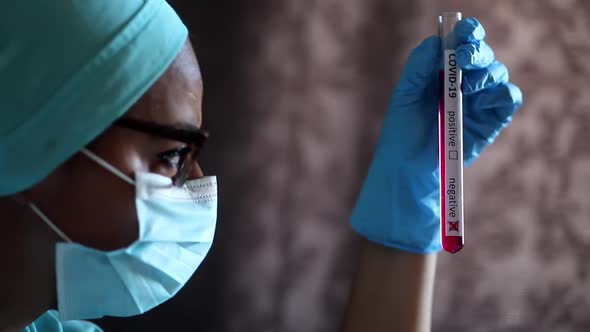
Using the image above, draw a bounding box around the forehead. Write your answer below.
[125,40,203,127]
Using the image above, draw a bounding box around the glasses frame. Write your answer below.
[113,117,209,186]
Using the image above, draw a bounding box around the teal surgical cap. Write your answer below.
[0,0,188,196]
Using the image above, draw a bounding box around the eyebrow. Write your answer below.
[113,118,208,145]
[171,121,203,133]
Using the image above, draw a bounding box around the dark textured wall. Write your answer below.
[98,1,590,331]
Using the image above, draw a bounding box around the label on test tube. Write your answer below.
[438,12,464,254]
[442,49,463,236]
[438,48,464,253]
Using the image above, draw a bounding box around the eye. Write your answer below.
[158,146,191,169]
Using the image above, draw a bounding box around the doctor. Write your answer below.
[0,1,521,331]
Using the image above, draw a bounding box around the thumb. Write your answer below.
[396,36,441,95]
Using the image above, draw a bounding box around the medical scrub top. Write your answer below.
[22,310,103,332]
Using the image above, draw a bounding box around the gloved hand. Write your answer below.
[350,18,523,254]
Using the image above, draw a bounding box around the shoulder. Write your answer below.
[22,310,104,332]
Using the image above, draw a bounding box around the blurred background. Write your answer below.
[98,0,590,331]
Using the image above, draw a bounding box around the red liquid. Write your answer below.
[438,71,464,254]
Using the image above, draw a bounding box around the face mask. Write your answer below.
[28,148,217,321]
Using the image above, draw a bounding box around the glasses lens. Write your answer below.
[173,145,199,187]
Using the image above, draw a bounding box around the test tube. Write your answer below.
[438,12,464,254]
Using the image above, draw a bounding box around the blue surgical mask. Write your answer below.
[28,148,217,321]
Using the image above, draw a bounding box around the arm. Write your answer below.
[342,239,436,332]
[343,17,522,332]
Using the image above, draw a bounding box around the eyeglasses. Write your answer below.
[113,117,209,187]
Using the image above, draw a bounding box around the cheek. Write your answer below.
[37,154,140,251]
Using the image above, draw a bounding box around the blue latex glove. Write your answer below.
[350,18,523,254]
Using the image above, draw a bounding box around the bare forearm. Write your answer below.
[341,238,437,332]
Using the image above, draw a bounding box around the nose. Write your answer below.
[189,162,204,179]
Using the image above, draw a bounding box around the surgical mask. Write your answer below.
[28,148,217,321]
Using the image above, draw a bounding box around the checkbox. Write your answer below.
[449,150,458,160]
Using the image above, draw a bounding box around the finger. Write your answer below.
[462,61,509,95]
[463,129,491,166]
[454,17,486,43]
[467,83,523,126]
[397,35,441,91]
[463,108,510,163]
[456,40,495,70]
[462,79,522,166]
[463,83,522,162]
